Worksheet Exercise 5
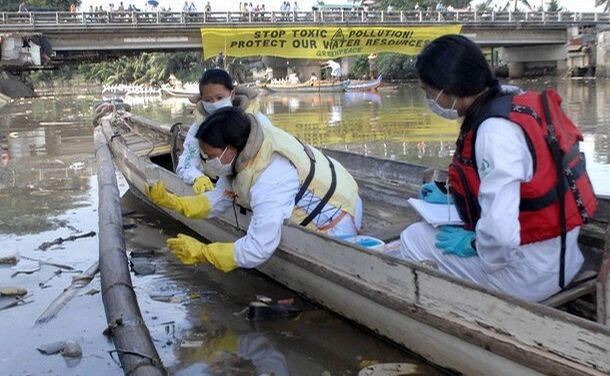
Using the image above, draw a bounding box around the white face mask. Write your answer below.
[427,89,460,120]
[202,95,232,114]
[204,147,235,176]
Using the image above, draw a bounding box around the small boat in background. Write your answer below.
[262,79,350,93]
[346,75,382,92]
[161,82,199,98]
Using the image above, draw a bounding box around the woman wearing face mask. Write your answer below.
[176,69,263,194]
[399,35,596,302]
[147,107,363,273]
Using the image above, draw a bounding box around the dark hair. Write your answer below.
[199,69,234,92]
[416,35,498,97]
[195,107,250,152]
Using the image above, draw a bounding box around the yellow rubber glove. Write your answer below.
[193,175,214,194]
[145,182,211,219]
[166,233,237,272]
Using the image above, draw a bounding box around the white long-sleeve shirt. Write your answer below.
[203,154,362,268]
[474,117,583,277]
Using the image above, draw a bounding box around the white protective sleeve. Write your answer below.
[474,117,534,272]
[232,153,359,268]
[203,175,234,217]
[175,121,203,185]
[233,154,300,268]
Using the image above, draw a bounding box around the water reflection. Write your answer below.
[0,99,95,235]
[120,78,609,193]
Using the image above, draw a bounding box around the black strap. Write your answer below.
[541,90,567,289]
[519,156,586,211]
[299,154,337,227]
[295,138,316,205]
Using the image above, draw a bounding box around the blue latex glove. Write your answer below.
[435,225,477,258]
[420,182,453,204]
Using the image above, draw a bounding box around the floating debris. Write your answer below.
[20,255,76,270]
[150,294,182,303]
[0,294,32,311]
[357,363,422,376]
[38,231,96,251]
[255,295,273,304]
[0,254,18,265]
[36,262,99,324]
[129,258,156,276]
[0,287,28,296]
[10,264,41,278]
[246,301,302,321]
[39,270,63,289]
[37,340,82,358]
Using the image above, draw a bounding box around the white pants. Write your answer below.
[327,196,363,238]
[399,222,582,302]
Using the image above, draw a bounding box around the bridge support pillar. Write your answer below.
[500,45,566,78]
[596,28,610,78]
[508,62,525,79]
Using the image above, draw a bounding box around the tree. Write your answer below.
[595,0,609,12]
[547,0,563,12]
[375,0,473,11]
[476,0,493,12]
[499,0,532,12]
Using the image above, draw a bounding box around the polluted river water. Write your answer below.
[0,78,608,375]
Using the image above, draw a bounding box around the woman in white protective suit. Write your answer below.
[147,107,363,273]
[400,35,597,302]
[176,69,264,194]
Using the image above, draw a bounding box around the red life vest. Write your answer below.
[448,89,597,245]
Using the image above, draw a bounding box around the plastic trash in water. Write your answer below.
[340,235,385,251]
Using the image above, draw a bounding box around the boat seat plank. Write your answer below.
[542,269,598,307]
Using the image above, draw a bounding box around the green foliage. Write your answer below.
[350,53,417,80]
[476,0,493,12]
[547,0,562,11]
[376,0,473,10]
[595,0,609,12]
[0,0,80,11]
[27,52,253,86]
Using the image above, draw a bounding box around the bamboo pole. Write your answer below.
[94,129,166,376]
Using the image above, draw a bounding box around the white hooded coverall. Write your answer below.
[400,117,584,302]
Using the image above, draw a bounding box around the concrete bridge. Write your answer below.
[1,10,609,77]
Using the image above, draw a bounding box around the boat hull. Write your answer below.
[263,80,350,93]
[99,116,610,376]
[346,76,382,92]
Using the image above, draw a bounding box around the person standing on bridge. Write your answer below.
[399,35,597,302]
[18,0,28,12]
[175,69,265,194]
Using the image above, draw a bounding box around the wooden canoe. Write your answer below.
[99,110,610,376]
[161,87,198,98]
[346,75,382,92]
[262,80,350,93]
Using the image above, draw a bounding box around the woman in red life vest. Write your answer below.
[399,35,596,302]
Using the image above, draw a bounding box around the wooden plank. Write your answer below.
[542,279,597,307]
[597,223,610,325]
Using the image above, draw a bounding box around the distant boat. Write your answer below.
[262,79,350,93]
[346,75,382,92]
[161,82,199,98]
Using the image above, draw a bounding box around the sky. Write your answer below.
[78,0,606,13]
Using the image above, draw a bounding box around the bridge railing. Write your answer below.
[1,10,609,27]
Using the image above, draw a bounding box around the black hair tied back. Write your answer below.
[195,107,251,152]
[416,35,498,97]
[199,69,234,91]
